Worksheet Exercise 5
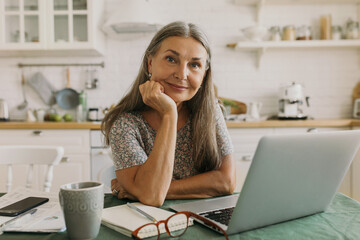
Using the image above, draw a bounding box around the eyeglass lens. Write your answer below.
[167,213,189,237]
[135,213,189,239]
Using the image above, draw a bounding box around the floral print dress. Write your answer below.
[109,104,233,180]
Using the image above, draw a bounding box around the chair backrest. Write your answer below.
[98,164,116,193]
[0,145,64,192]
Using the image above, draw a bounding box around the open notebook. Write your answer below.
[101,202,193,238]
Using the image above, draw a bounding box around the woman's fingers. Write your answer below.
[111,179,137,200]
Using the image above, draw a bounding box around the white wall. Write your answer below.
[0,0,359,120]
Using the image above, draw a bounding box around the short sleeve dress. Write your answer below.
[109,104,233,180]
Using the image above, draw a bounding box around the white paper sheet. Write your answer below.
[0,187,65,233]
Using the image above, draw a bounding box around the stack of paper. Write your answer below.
[0,187,65,233]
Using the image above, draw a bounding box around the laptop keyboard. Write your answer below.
[199,207,235,226]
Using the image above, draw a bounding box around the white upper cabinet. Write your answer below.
[1,0,45,49]
[0,0,105,57]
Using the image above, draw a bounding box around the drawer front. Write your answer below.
[228,128,274,156]
[0,129,90,154]
[90,130,107,148]
[273,127,350,134]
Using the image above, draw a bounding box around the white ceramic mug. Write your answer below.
[59,181,104,240]
[35,109,45,122]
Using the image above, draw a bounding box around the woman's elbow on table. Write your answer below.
[138,193,166,207]
[220,173,236,195]
[227,175,236,194]
[218,155,237,195]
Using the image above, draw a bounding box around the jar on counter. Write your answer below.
[283,25,296,41]
[269,26,282,41]
[296,25,312,40]
[345,19,359,39]
[331,26,342,40]
[88,108,98,121]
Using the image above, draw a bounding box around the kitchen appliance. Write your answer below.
[278,82,310,120]
[0,99,9,121]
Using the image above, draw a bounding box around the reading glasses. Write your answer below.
[131,211,229,240]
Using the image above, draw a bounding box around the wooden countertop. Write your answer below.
[0,121,102,129]
[227,119,356,128]
[1,119,360,129]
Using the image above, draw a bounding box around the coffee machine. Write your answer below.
[278,82,310,120]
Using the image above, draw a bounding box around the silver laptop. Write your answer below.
[170,130,360,235]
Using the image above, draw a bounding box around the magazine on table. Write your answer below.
[0,187,65,233]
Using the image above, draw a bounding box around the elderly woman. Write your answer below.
[102,21,235,207]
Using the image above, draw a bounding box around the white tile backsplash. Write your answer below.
[0,0,359,119]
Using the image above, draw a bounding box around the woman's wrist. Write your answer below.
[161,108,178,121]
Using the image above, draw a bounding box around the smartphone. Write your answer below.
[0,197,49,217]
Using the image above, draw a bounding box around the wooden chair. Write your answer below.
[0,145,64,192]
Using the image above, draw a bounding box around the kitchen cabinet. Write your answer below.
[228,128,273,192]
[0,129,90,192]
[0,0,45,49]
[350,127,360,201]
[0,0,105,57]
[230,0,360,68]
[228,127,354,199]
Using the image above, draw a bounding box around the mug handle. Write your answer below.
[59,191,64,209]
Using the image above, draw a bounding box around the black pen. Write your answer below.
[0,208,37,234]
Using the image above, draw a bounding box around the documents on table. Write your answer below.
[0,187,65,233]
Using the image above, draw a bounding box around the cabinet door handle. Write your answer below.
[241,155,252,161]
[307,128,318,133]
[98,149,111,155]
[61,157,70,163]
[32,130,43,136]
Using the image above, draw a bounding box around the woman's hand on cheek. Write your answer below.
[139,79,177,117]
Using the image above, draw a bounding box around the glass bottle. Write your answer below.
[77,91,87,122]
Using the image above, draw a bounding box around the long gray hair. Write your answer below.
[102,21,220,172]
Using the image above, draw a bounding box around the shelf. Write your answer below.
[233,0,360,24]
[230,40,360,50]
[231,0,360,68]
[227,40,360,69]
[0,48,104,57]
[234,0,360,5]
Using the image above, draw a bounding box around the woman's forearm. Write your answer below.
[166,171,234,199]
[166,155,236,199]
[129,113,177,206]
